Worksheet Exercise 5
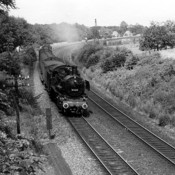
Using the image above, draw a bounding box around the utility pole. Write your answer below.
[12,92,21,134]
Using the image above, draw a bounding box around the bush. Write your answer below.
[0,90,12,115]
[125,55,139,70]
[19,88,39,110]
[126,93,137,108]
[100,47,134,73]
[101,52,126,73]
[26,47,37,62]
[86,54,100,68]
[22,47,37,65]
[158,113,170,126]
[77,44,103,65]
[0,132,44,174]
[148,108,157,119]
[137,52,161,66]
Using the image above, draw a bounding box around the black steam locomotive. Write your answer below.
[39,44,90,116]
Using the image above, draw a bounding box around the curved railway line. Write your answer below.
[53,44,175,174]
[87,88,175,166]
[68,117,139,175]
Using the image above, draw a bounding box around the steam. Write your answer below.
[51,23,80,42]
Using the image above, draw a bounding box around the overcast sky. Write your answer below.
[9,0,175,27]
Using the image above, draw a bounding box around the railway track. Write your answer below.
[88,89,175,166]
[68,117,139,175]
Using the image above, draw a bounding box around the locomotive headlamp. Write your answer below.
[82,103,88,109]
[63,103,69,109]
[83,96,87,101]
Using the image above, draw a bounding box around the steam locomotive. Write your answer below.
[39,44,90,116]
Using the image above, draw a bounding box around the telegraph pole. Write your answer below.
[12,93,21,134]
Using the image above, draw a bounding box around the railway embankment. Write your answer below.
[72,43,175,144]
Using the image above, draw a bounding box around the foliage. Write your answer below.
[0,51,20,76]
[77,43,103,65]
[79,42,175,127]
[22,47,37,65]
[0,0,16,13]
[128,24,145,35]
[101,47,134,73]
[91,26,100,39]
[124,55,139,70]
[0,89,12,115]
[19,88,39,109]
[119,21,128,35]
[0,132,44,174]
[86,52,100,68]
[0,16,35,52]
[139,21,175,51]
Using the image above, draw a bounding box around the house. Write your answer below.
[123,31,133,37]
[112,31,120,38]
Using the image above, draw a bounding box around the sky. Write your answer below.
[9,0,175,27]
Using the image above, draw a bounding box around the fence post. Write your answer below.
[46,108,52,139]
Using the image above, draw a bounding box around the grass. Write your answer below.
[113,43,175,60]
[72,42,175,129]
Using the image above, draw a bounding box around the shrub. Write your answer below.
[26,47,37,62]
[137,52,161,66]
[126,93,137,108]
[101,58,113,73]
[158,113,170,126]
[86,55,99,68]
[22,54,32,65]
[101,53,126,73]
[77,44,103,65]
[125,55,139,70]
[21,47,37,65]
[101,47,134,73]
[86,52,101,68]
[0,90,12,115]
[113,88,124,101]
[0,132,44,174]
[148,108,157,119]
[19,88,39,110]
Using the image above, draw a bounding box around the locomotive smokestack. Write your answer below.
[72,66,78,75]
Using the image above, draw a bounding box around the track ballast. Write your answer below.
[68,117,139,175]
[88,89,175,165]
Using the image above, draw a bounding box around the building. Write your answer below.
[112,31,120,38]
[123,31,133,37]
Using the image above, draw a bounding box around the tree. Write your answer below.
[139,22,175,51]
[128,23,145,35]
[0,16,35,52]
[0,51,21,98]
[0,0,16,14]
[91,26,100,39]
[119,21,128,35]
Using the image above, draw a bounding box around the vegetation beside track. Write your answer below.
[73,43,175,128]
[0,47,48,174]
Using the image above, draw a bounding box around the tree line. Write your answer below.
[140,21,175,51]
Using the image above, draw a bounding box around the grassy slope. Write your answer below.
[70,43,175,144]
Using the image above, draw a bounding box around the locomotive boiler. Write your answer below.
[39,44,90,116]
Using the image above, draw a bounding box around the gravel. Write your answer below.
[33,61,105,175]
[86,100,175,175]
